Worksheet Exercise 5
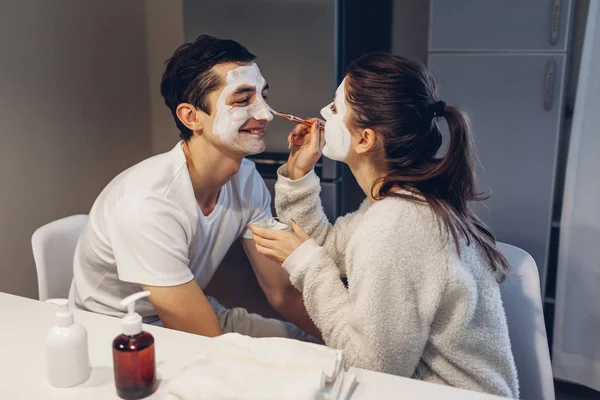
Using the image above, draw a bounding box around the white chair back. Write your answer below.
[31,214,88,300]
[498,242,555,400]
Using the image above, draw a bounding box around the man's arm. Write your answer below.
[142,280,221,337]
[242,238,321,339]
[109,197,222,337]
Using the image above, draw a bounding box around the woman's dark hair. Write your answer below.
[160,35,256,140]
[345,53,509,282]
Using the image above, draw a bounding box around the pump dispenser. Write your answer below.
[46,299,91,387]
[112,291,156,399]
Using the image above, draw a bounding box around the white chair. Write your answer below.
[31,214,88,301]
[498,242,555,400]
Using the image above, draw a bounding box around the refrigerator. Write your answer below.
[427,0,574,297]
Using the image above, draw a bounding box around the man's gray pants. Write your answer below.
[151,296,320,344]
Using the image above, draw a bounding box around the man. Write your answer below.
[69,35,317,339]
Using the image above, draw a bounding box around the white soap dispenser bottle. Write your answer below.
[46,299,91,387]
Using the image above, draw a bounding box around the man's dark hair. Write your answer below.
[160,35,256,140]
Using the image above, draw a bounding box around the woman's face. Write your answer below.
[320,78,353,162]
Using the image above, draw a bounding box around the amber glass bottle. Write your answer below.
[113,331,156,399]
[113,291,156,399]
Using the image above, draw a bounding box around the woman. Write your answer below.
[249,53,519,398]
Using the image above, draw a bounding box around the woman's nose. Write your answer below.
[320,106,332,120]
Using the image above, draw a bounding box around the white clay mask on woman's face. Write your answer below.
[320,78,352,161]
[212,63,273,154]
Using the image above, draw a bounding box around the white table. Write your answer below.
[0,292,504,399]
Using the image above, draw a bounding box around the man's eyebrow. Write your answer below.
[230,85,256,96]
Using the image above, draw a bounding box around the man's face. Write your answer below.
[202,62,272,155]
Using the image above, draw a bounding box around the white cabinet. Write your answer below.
[429,0,573,52]
[428,1,573,292]
[429,54,566,285]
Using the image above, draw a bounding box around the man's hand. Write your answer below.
[242,238,321,339]
[142,280,222,337]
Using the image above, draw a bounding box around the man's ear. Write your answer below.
[176,103,203,133]
[354,128,378,155]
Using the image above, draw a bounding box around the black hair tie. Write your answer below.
[431,100,446,118]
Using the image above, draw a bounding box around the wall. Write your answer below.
[544,0,590,337]
[552,0,590,217]
[553,0,600,390]
[144,0,185,155]
[392,0,430,64]
[0,1,152,298]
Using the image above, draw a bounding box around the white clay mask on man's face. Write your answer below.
[320,78,352,161]
[212,63,273,154]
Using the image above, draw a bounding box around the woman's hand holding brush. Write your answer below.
[285,118,325,180]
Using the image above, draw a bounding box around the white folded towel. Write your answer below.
[163,333,356,400]
[213,333,343,382]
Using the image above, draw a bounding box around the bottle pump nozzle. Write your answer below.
[47,298,74,327]
[120,291,151,336]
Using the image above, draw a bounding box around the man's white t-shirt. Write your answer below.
[69,141,271,322]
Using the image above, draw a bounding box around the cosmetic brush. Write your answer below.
[270,107,324,148]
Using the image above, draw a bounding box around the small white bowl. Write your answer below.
[255,217,290,231]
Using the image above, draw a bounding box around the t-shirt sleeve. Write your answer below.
[241,168,273,239]
[108,196,194,286]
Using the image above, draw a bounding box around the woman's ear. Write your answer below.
[354,128,378,155]
[176,103,204,133]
